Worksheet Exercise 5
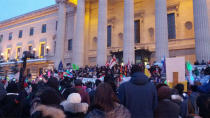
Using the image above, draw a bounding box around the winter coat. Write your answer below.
[31,104,65,118]
[118,72,158,118]
[61,102,88,118]
[188,92,199,115]
[154,99,180,118]
[0,83,6,102]
[196,93,210,118]
[0,93,20,118]
[85,103,131,118]
[198,81,210,94]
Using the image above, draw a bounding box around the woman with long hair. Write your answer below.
[86,83,130,118]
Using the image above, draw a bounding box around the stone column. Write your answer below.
[55,0,66,68]
[193,0,210,62]
[96,0,107,66]
[155,0,169,62]
[72,0,85,67]
[123,0,135,64]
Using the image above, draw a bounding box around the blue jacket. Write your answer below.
[118,72,158,118]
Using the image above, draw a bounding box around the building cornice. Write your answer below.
[0,5,58,29]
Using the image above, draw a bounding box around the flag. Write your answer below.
[58,61,63,72]
[98,75,105,81]
[105,61,110,67]
[72,64,79,70]
[63,70,73,78]
[109,56,117,68]
[145,68,151,78]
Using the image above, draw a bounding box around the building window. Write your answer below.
[167,13,176,39]
[107,25,112,47]
[0,34,3,43]
[19,30,23,38]
[16,47,22,59]
[56,21,58,31]
[9,32,12,40]
[40,43,45,57]
[30,27,34,36]
[68,39,72,51]
[134,20,140,43]
[28,46,32,53]
[7,48,11,60]
[54,41,56,54]
[41,24,47,33]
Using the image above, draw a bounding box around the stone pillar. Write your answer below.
[96,0,107,66]
[55,0,66,68]
[72,0,85,67]
[123,0,135,64]
[193,0,210,62]
[155,0,169,62]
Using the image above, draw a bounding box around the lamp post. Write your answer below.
[0,53,4,62]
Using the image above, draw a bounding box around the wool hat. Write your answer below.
[158,86,172,100]
[40,87,62,106]
[67,93,81,103]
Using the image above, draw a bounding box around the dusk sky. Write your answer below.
[0,0,56,22]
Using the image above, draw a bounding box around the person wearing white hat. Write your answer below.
[60,93,88,118]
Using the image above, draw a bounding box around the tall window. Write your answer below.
[19,30,23,38]
[40,43,45,57]
[30,27,34,36]
[28,46,32,53]
[107,25,112,47]
[9,32,12,40]
[17,47,21,59]
[134,20,140,43]
[167,13,176,39]
[7,48,11,60]
[41,24,47,33]
[0,34,3,43]
[56,21,58,31]
[68,39,72,51]
[54,41,56,54]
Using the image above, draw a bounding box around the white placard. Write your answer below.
[166,57,185,83]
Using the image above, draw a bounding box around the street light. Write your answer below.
[46,46,50,54]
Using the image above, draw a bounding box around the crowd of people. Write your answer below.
[0,64,209,118]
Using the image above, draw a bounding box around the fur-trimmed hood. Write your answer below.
[60,101,88,114]
[31,105,65,118]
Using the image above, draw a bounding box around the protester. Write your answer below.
[154,86,180,118]
[188,85,200,116]
[118,65,158,118]
[0,81,20,118]
[74,79,90,104]
[31,104,65,118]
[86,83,131,118]
[89,79,101,105]
[60,93,88,118]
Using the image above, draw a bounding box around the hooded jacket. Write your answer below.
[118,72,158,118]
[31,104,65,118]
